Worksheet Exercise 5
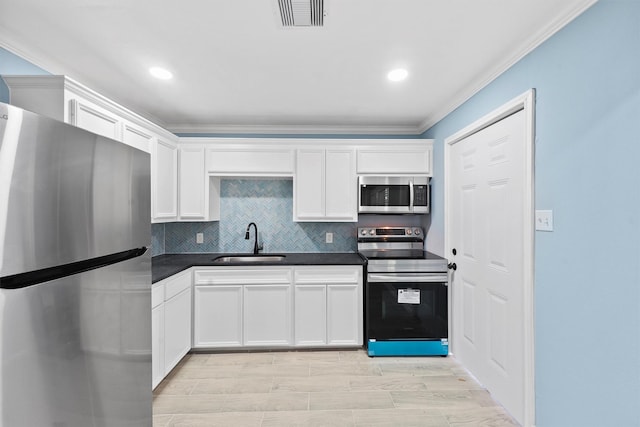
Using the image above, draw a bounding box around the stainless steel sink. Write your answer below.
[212,255,286,263]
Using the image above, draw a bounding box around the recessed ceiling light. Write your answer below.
[387,68,408,82]
[149,67,173,80]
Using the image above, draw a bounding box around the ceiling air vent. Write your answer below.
[278,0,324,27]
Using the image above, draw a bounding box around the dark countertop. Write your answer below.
[152,252,367,283]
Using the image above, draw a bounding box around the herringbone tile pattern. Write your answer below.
[157,179,358,254]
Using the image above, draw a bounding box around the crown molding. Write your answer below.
[416,0,598,134]
[2,0,597,137]
[167,122,423,136]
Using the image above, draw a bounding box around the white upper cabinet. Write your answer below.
[294,147,357,222]
[179,145,220,221]
[4,75,177,154]
[4,75,184,223]
[357,140,433,175]
[122,120,155,153]
[207,144,295,176]
[68,97,122,141]
[295,149,324,219]
[152,138,178,222]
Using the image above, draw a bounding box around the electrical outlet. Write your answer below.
[535,210,553,232]
[325,232,333,244]
[196,232,204,243]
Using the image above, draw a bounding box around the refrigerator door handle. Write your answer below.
[0,247,148,290]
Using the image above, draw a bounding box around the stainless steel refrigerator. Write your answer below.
[0,102,152,426]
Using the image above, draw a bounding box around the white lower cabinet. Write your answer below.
[193,265,362,350]
[326,283,361,345]
[151,282,165,389]
[294,284,327,346]
[193,285,243,347]
[151,270,192,389]
[164,285,192,371]
[294,266,363,347]
[151,305,164,389]
[193,268,293,349]
[244,284,292,346]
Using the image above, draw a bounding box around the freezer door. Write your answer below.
[0,102,150,277]
[0,251,152,426]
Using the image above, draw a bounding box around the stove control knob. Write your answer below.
[360,229,367,236]
[414,228,421,235]
[406,228,412,235]
[369,229,375,235]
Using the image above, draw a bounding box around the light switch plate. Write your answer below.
[326,232,333,243]
[196,232,204,243]
[535,210,553,231]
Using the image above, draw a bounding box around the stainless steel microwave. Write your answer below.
[358,176,430,214]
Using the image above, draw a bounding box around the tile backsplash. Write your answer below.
[152,179,357,255]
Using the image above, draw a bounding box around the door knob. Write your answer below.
[448,262,457,271]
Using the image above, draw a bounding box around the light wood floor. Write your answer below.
[153,349,519,426]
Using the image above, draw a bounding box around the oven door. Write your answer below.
[366,273,448,341]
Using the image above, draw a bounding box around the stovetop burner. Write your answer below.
[357,226,447,273]
[359,249,432,260]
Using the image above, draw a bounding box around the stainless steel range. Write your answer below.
[358,226,449,356]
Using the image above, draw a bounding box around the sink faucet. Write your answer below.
[245,222,262,254]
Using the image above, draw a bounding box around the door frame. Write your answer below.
[444,89,535,426]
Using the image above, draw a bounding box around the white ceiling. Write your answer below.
[0,0,596,135]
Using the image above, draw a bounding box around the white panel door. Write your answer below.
[294,284,327,346]
[325,149,357,221]
[179,146,207,220]
[449,110,526,424]
[244,284,292,346]
[295,149,325,219]
[193,285,243,347]
[151,305,164,389]
[163,287,192,373]
[326,284,361,345]
[152,138,178,222]
[122,121,153,153]
[69,98,122,140]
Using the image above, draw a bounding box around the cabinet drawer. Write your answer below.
[294,266,361,284]
[207,148,294,175]
[194,268,292,285]
[152,283,164,309]
[164,271,192,300]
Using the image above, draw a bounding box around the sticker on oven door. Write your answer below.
[398,289,420,304]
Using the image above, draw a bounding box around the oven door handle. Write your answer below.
[367,273,449,283]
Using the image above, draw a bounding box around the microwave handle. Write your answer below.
[409,179,414,212]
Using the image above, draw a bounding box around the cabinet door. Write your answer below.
[357,145,432,175]
[152,305,165,389]
[193,285,243,348]
[207,147,295,175]
[244,284,292,346]
[179,146,207,220]
[122,121,153,153]
[152,138,178,222]
[325,149,357,221]
[294,284,327,346]
[164,287,192,374]
[294,149,324,220]
[68,97,122,141]
[327,283,362,346]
